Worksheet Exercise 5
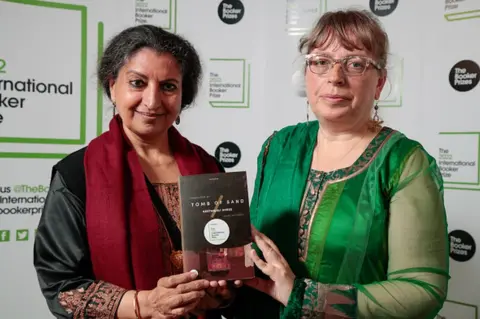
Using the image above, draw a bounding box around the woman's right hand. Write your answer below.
[147,270,210,318]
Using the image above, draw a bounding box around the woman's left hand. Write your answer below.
[244,227,295,306]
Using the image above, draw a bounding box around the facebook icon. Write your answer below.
[0,230,10,242]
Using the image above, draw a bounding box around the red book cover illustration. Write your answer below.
[179,171,255,281]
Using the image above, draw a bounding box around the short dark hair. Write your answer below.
[97,25,202,110]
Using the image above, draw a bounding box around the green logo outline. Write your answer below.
[439,131,480,191]
[0,0,87,158]
[445,9,480,22]
[208,58,251,109]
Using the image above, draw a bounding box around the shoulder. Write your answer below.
[382,128,434,165]
[260,121,316,150]
[269,121,314,140]
[53,147,86,179]
[380,128,441,190]
[50,146,87,202]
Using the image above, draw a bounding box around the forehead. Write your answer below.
[309,31,372,58]
[311,42,368,58]
[122,48,181,77]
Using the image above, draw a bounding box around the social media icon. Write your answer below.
[16,229,29,241]
[0,230,10,242]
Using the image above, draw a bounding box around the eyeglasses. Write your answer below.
[305,54,382,76]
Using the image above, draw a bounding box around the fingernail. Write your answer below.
[190,269,199,278]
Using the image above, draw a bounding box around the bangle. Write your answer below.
[133,291,143,319]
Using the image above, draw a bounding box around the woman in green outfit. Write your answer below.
[232,8,450,319]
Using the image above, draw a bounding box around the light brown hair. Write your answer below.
[299,9,389,68]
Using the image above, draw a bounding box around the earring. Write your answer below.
[175,116,180,125]
[112,102,116,117]
[306,100,310,124]
[373,101,380,122]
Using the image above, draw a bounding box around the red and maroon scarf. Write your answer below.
[84,115,221,290]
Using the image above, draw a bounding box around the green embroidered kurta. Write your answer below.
[230,121,449,319]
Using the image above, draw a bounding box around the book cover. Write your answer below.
[179,171,255,281]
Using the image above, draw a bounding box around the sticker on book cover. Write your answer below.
[204,219,230,245]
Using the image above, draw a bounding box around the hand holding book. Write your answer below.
[143,269,211,317]
[244,226,296,307]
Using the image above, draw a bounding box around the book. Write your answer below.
[179,171,255,281]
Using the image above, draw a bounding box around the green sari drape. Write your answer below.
[230,121,449,319]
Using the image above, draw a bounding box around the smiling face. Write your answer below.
[305,38,387,128]
[109,47,182,140]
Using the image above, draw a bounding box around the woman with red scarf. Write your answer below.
[33,25,237,319]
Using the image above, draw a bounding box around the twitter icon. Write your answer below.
[16,229,29,241]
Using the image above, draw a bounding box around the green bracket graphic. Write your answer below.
[0,0,87,146]
[208,59,251,109]
[445,9,480,22]
[0,152,66,159]
[97,21,104,136]
[439,132,480,191]
[165,0,177,33]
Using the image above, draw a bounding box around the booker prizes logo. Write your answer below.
[369,0,399,16]
[449,229,476,262]
[449,60,480,92]
[218,0,245,24]
[215,142,241,168]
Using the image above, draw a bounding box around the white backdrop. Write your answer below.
[0,0,479,318]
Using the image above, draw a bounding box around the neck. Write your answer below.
[123,126,173,164]
[317,118,370,143]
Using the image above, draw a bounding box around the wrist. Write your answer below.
[136,290,153,318]
[281,276,296,306]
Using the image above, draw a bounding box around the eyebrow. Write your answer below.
[126,70,180,83]
[309,51,368,58]
[126,70,147,78]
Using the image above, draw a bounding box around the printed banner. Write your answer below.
[0,1,86,147]
[1,0,480,318]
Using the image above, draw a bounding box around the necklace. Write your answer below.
[315,132,367,171]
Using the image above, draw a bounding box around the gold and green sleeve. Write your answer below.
[282,147,450,319]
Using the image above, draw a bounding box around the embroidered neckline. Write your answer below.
[311,126,394,181]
